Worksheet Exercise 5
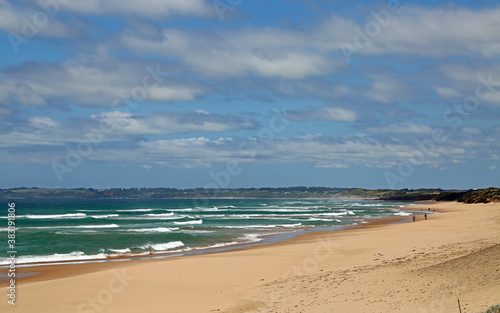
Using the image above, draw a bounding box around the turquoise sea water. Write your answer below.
[0,198,421,266]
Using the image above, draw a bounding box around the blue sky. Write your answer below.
[1,0,499,189]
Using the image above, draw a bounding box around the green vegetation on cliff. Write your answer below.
[0,186,446,200]
[0,186,497,202]
[458,188,500,203]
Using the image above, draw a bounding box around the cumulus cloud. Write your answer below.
[2,128,499,171]
[90,111,257,135]
[0,0,78,38]
[1,1,500,181]
[350,5,500,57]
[288,106,358,122]
[362,74,412,103]
[0,110,257,148]
[121,28,343,79]
[367,123,433,134]
[0,56,205,106]
[21,0,213,18]
[437,64,500,106]
[433,86,461,98]
[87,133,487,169]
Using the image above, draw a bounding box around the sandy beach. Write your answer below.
[2,201,499,313]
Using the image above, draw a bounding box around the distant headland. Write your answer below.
[1,187,498,203]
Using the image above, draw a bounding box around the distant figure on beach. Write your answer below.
[424,214,427,220]
[428,208,431,211]
[412,215,416,222]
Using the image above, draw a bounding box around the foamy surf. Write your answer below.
[21,213,87,219]
[0,251,107,265]
[140,241,185,251]
[127,227,179,233]
[174,219,203,225]
[1,198,419,266]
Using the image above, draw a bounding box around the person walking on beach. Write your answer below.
[412,215,416,222]
[424,214,427,220]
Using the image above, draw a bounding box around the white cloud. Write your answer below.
[0,0,77,38]
[367,123,433,134]
[288,106,358,122]
[90,111,257,135]
[0,56,205,106]
[2,131,499,171]
[360,5,500,57]
[23,0,213,18]
[316,162,349,169]
[29,117,60,128]
[121,28,341,79]
[110,134,468,169]
[433,86,461,98]
[438,64,500,106]
[363,74,411,103]
[460,127,482,135]
[0,110,256,148]
[148,86,202,102]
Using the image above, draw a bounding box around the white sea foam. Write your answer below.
[206,242,239,249]
[75,224,120,229]
[55,230,98,234]
[191,235,261,250]
[90,214,119,219]
[258,208,307,212]
[0,251,107,265]
[128,227,179,233]
[317,212,348,216]
[0,227,18,231]
[216,223,302,229]
[174,219,203,225]
[195,206,219,211]
[181,230,214,234]
[25,224,119,230]
[140,241,185,251]
[241,233,263,243]
[108,248,132,254]
[392,212,412,216]
[307,218,342,222]
[117,208,156,212]
[22,213,87,219]
[140,212,183,220]
[145,212,174,217]
[349,203,388,207]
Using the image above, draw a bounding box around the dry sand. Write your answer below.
[1,201,499,313]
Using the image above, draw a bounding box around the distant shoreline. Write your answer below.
[4,186,498,202]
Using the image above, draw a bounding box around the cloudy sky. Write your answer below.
[1,0,499,189]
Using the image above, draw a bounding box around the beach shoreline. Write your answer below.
[0,207,412,285]
[1,201,499,313]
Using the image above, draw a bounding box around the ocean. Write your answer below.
[0,198,421,266]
